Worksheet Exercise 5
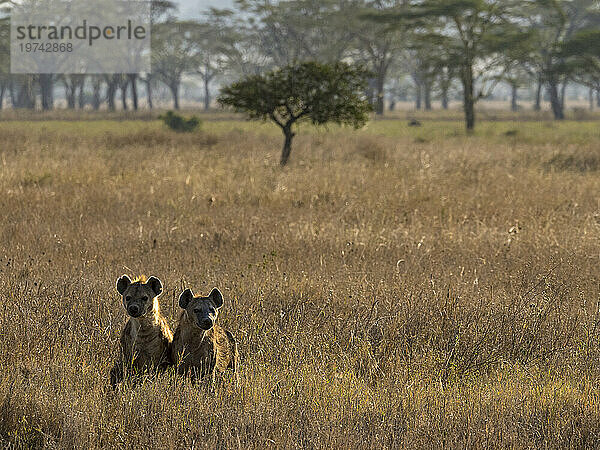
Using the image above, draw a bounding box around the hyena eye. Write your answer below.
[141,296,148,301]
[125,296,131,301]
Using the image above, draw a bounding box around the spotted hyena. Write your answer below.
[110,275,173,387]
[171,287,237,382]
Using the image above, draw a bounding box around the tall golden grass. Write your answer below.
[1,117,600,448]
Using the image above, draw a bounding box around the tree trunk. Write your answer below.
[548,80,564,120]
[39,74,54,110]
[589,87,594,111]
[9,79,16,107]
[64,77,76,109]
[64,76,84,109]
[534,76,542,111]
[596,89,600,108]
[510,84,518,112]
[280,126,295,166]
[424,83,432,110]
[375,67,385,115]
[204,76,211,111]
[67,90,76,109]
[366,78,376,107]
[365,86,373,106]
[14,76,36,109]
[560,81,567,110]
[128,74,138,110]
[120,80,128,111]
[170,83,180,110]
[389,100,395,111]
[0,82,6,110]
[461,64,475,131]
[441,86,449,109]
[106,78,117,111]
[415,83,422,110]
[144,78,153,109]
[92,77,102,110]
[78,81,85,109]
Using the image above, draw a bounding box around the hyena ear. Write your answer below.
[116,275,132,295]
[147,276,163,297]
[179,289,194,309]
[209,288,224,309]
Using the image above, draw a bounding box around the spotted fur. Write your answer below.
[171,288,237,382]
[110,274,173,387]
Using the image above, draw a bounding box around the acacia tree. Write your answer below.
[561,29,600,104]
[558,5,600,107]
[350,0,405,115]
[141,0,176,109]
[503,64,532,111]
[419,34,461,110]
[152,20,197,109]
[521,0,596,119]
[192,9,240,110]
[368,0,520,131]
[218,61,372,166]
[493,29,537,111]
[435,54,459,109]
[408,47,438,110]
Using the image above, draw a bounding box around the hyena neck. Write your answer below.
[133,298,162,331]
[181,311,208,342]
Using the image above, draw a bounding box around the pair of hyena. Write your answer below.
[109,274,237,387]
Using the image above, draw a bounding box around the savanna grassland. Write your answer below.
[2,114,600,448]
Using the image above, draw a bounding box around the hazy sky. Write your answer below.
[176,0,235,18]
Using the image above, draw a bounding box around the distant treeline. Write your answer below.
[0,0,599,127]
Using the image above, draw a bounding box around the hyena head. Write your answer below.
[116,275,163,318]
[178,288,223,331]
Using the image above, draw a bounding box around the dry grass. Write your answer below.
[1,117,600,448]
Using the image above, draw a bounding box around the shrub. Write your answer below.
[159,111,201,133]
